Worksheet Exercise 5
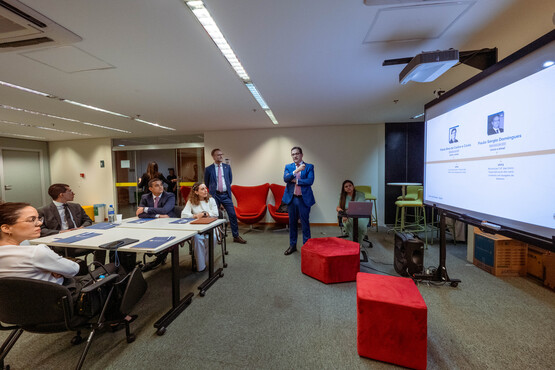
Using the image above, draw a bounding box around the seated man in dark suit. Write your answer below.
[136,178,176,219]
[38,183,106,265]
[136,179,176,271]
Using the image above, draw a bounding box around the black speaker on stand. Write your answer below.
[394,232,424,277]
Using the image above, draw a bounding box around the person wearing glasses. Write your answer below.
[0,202,79,284]
[282,146,315,256]
[38,183,105,264]
[181,182,219,272]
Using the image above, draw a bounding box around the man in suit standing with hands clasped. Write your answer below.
[204,149,247,244]
[282,146,315,255]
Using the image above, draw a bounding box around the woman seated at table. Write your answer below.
[336,180,369,242]
[181,182,218,272]
[0,202,124,298]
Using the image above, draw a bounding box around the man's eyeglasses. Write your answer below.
[15,216,44,225]
[291,152,301,157]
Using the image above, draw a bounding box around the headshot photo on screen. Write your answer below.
[487,112,504,135]
[449,126,459,143]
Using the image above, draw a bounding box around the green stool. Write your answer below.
[355,185,378,232]
[394,189,427,247]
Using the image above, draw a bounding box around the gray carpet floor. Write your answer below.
[2,226,554,369]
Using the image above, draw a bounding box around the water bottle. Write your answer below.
[108,205,115,223]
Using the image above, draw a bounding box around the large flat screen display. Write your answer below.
[424,31,554,246]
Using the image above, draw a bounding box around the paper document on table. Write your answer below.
[87,223,118,230]
[170,218,194,224]
[54,232,102,243]
[129,236,176,249]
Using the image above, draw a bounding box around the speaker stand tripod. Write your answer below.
[413,209,461,287]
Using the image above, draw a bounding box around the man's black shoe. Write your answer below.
[141,258,163,272]
[284,246,297,255]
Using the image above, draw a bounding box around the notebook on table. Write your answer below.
[346,201,372,217]
[190,217,218,224]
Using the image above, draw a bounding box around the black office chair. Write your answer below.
[0,267,147,370]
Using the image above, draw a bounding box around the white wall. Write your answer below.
[49,138,115,211]
[204,124,385,224]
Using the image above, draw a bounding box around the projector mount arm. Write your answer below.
[383,48,498,71]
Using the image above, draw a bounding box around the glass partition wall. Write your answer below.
[112,136,204,218]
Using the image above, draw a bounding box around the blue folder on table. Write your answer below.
[54,232,102,243]
[170,218,194,224]
[129,236,176,249]
[127,218,155,224]
[87,222,118,230]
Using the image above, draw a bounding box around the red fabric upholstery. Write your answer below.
[231,183,270,225]
[180,186,191,202]
[356,272,427,370]
[268,183,289,224]
[301,237,360,284]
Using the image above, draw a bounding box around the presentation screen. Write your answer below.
[424,31,554,245]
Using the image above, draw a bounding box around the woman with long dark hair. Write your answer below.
[181,182,218,272]
[336,180,369,242]
[137,161,172,194]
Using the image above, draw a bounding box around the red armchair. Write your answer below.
[231,183,270,233]
[180,186,191,202]
[268,183,289,231]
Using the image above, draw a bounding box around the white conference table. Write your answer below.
[119,217,228,298]
[30,225,201,335]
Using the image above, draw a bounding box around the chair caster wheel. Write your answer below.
[71,335,83,345]
[126,334,136,343]
[225,251,229,255]
[450,282,458,288]
[223,263,228,268]
[220,272,224,277]
[199,290,206,297]
[156,327,166,336]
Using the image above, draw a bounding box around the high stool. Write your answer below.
[301,237,360,284]
[357,272,427,370]
[355,185,378,231]
[394,189,427,247]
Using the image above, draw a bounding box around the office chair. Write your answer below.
[0,267,147,370]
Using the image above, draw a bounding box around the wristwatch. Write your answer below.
[203,211,207,217]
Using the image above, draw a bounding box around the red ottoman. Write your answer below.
[357,272,427,370]
[301,237,360,284]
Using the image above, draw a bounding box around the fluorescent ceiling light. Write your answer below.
[0,80,175,131]
[1,132,47,140]
[0,104,131,133]
[0,81,51,97]
[134,118,176,131]
[543,60,554,68]
[0,119,90,136]
[245,83,269,110]
[410,112,425,119]
[185,0,278,125]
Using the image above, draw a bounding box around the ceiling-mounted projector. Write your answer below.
[399,49,459,84]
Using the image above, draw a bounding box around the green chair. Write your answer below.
[355,185,378,232]
[397,185,420,201]
[394,188,427,247]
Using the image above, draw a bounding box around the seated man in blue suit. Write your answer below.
[282,146,315,255]
[136,179,176,219]
[136,178,176,271]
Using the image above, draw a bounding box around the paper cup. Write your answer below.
[116,214,123,223]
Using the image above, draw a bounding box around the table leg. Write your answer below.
[198,228,224,296]
[153,242,194,335]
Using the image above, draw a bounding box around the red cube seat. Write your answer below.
[356,272,427,370]
[301,237,360,284]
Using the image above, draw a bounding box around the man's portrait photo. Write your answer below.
[449,126,459,144]
[487,112,504,135]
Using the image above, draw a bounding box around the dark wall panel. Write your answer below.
[384,122,424,224]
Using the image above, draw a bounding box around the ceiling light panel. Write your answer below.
[184,0,278,125]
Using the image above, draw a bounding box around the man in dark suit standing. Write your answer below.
[282,146,315,255]
[204,148,247,244]
[136,178,176,271]
[39,183,105,264]
[136,178,176,218]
